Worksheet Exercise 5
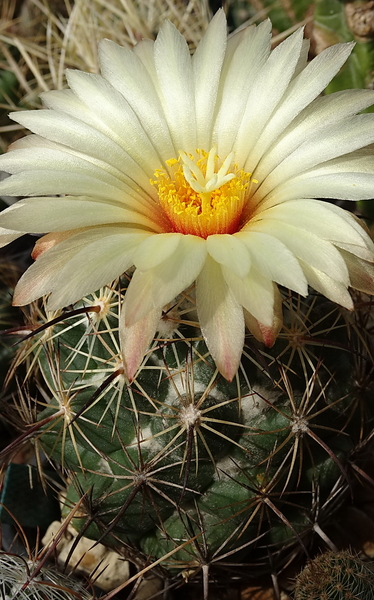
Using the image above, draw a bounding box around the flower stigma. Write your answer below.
[152,147,257,238]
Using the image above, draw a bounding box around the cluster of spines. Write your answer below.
[0,551,92,600]
[6,280,374,591]
[294,550,374,600]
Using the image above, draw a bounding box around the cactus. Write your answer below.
[314,0,374,98]
[8,277,372,593]
[227,0,314,34]
[294,550,374,600]
[1,2,374,596]
[0,551,92,600]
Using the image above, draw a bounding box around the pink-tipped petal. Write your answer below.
[125,235,207,325]
[120,302,161,381]
[244,284,283,347]
[31,230,83,259]
[196,256,245,381]
[13,227,148,308]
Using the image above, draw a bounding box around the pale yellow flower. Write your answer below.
[1,11,374,380]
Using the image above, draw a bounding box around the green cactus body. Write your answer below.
[294,550,374,600]
[227,0,313,33]
[141,502,255,568]
[314,0,374,102]
[0,265,25,390]
[22,281,373,579]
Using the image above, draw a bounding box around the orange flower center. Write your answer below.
[152,148,256,239]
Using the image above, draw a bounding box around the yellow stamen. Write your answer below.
[152,148,255,239]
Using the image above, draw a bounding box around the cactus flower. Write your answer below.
[1,10,374,381]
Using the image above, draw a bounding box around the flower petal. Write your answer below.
[153,20,196,151]
[4,132,157,202]
[338,249,374,295]
[248,42,355,168]
[213,19,272,157]
[234,27,305,166]
[254,200,374,260]
[64,70,161,175]
[255,114,374,201]
[9,109,151,193]
[124,235,207,324]
[256,199,374,264]
[244,284,283,347]
[0,170,148,208]
[196,255,245,381]
[222,265,275,327]
[120,305,161,381]
[0,197,162,232]
[192,10,227,149]
[132,39,158,80]
[293,39,310,78]
[0,146,157,213]
[206,234,251,278]
[249,218,350,285]
[253,89,374,186]
[265,172,374,205]
[299,260,354,309]
[32,231,79,259]
[99,38,176,161]
[0,227,25,248]
[13,228,150,308]
[235,230,308,295]
[133,233,183,270]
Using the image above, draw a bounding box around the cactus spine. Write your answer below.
[8,277,372,593]
[294,550,374,600]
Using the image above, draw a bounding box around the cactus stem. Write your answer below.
[68,367,124,427]
[179,425,195,502]
[262,496,310,558]
[0,408,65,460]
[15,305,102,345]
[306,428,351,488]
[94,481,144,547]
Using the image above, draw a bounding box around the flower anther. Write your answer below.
[153,147,256,238]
